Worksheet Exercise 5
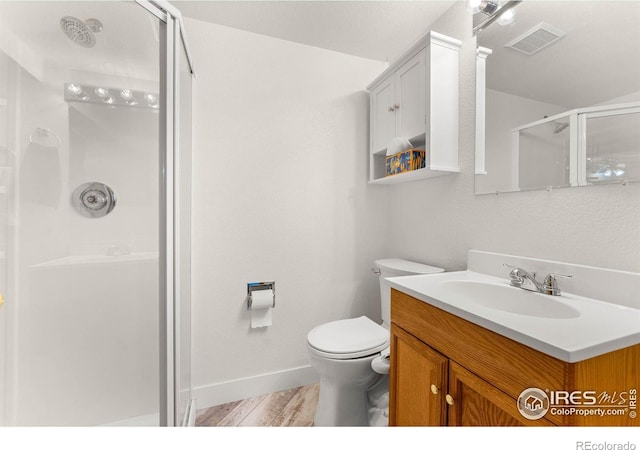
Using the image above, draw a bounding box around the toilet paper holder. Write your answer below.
[247,281,276,310]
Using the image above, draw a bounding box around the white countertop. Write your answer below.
[385,270,640,363]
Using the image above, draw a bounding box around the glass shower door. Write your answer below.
[175,24,193,427]
[0,0,165,426]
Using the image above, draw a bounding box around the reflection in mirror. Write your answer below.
[474,1,640,194]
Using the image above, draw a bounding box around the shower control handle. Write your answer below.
[72,182,117,218]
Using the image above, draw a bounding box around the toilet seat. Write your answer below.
[307,316,389,360]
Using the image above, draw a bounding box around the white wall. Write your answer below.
[188,3,640,408]
[187,19,389,406]
[387,2,640,274]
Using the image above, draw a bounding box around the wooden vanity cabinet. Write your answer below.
[447,360,552,426]
[389,289,639,427]
[389,325,447,426]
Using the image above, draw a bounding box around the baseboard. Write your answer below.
[193,365,319,411]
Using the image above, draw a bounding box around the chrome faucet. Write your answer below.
[503,264,572,296]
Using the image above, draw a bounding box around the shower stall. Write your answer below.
[0,1,193,426]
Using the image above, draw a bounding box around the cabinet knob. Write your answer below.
[430,384,439,395]
[394,103,400,110]
[445,394,455,406]
[388,105,395,112]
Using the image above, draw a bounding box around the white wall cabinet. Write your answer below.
[367,31,462,184]
[370,50,426,155]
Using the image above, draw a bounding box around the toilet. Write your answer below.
[307,258,444,426]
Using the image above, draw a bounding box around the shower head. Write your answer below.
[60,16,103,48]
[552,120,569,134]
[543,116,569,134]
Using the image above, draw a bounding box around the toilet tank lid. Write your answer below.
[374,258,444,276]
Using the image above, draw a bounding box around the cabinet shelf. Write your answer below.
[369,166,459,185]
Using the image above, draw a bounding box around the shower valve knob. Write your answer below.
[72,182,117,218]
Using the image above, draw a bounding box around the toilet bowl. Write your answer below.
[307,259,444,426]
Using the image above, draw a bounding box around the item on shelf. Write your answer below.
[386,137,412,156]
[386,149,426,177]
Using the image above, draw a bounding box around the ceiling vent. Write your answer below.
[505,22,566,55]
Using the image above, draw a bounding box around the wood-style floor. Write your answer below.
[195,383,319,427]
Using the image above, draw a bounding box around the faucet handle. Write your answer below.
[542,273,572,296]
[503,263,536,286]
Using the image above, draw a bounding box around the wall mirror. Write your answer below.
[474,1,640,195]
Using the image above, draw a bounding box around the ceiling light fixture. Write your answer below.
[468,0,499,15]
[473,0,522,34]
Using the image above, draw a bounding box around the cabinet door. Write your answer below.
[371,77,396,153]
[389,324,448,426]
[395,50,426,141]
[447,361,554,427]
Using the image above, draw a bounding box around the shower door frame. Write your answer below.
[136,0,195,427]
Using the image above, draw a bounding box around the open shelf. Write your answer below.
[369,166,458,185]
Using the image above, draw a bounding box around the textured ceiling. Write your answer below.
[478,1,640,109]
[171,1,456,62]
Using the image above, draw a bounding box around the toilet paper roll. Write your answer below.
[250,289,273,328]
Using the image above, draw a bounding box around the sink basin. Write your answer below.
[436,280,581,319]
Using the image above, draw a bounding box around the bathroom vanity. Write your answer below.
[386,251,640,427]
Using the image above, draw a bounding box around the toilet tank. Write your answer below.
[374,259,444,327]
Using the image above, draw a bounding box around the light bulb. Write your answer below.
[95,87,110,98]
[466,0,482,13]
[497,8,516,26]
[120,89,133,101]
[145,93,159,108]
[67,83,83,95]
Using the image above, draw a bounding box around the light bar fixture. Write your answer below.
[64,83,159,110]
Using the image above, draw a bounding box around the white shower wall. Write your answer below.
[187,19,390,406]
